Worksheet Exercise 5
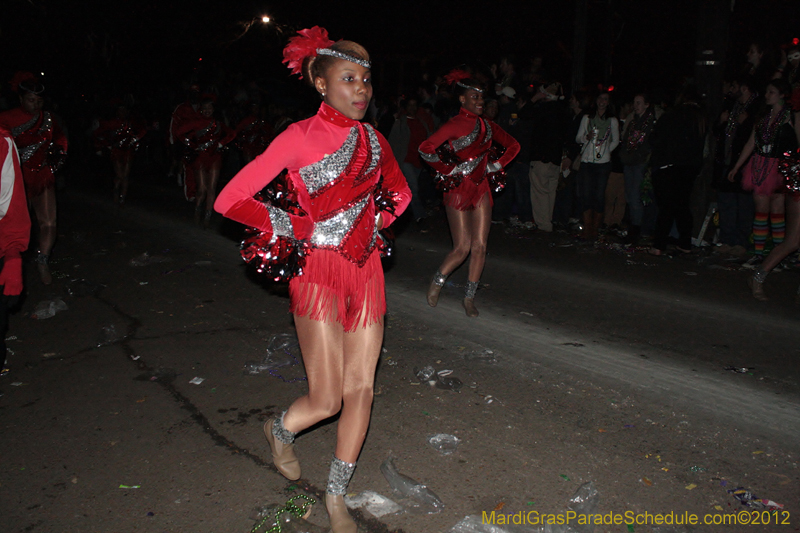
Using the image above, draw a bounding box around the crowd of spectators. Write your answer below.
[3,36,799,266]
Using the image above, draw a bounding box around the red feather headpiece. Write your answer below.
[444,69,471,86]
[282,26,335,78]
[10,71,42,94]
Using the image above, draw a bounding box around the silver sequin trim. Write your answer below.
[485,121,493,143]
[752,270,768,284]
[14,112,53,163]
[267,204,295,238]
[432,270,447,287]
[311,196,368,247]
[19,140,46,163]
[196,140,217,152]
[450,154,485,176]
[299,127,358,195]
[363,125,380,176]
[456,81,483,93]
[326,455,357,495]
[316,48,371,69]
[12,113,39,138]
[451,120,481,152]
[419,150,440,163]
[465,280,479,299]
[271,411,296,444]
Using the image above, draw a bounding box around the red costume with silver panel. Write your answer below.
[175,116,235,171]
[94,117,147,164]
[0,108,68,198]
[215,102,411,330]
[418,108,519,210]
[235,114,275,161]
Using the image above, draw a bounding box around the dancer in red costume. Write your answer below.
[235,102,275,164]
[0,126,31,372]
[419,70,519,317]
[215,27,410,533]
[0,72,67,285]
[169,86,201,201]
[175,95,235,226]
[94,102,146,205]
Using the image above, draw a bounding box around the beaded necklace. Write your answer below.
[590,114,612,159]
[756,105,790,155]
[723,92,757,164]
[624,110,655,152]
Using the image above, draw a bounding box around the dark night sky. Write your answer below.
[2,0,799,105]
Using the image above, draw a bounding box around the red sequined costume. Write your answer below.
[418,107,519,210]
[235,114,275,161]
[0,108,67,198]
[170,101,201,200]
[215,103,411,330]
[94,117,147,164]
[175,116,236,171]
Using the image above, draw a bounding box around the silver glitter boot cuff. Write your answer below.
[753,269,768,284]
[271,411,296,444]
[465,280,479,299]
[326,455,356,495]
[432,270,447,287]
[36,252,49,265]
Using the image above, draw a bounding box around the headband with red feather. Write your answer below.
[282,26,371,79]
[11,71,44,94]
[282,26,334,78]
[444,68,483,93]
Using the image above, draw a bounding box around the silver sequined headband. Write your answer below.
[316,48,371,69]
[456,81,483,93]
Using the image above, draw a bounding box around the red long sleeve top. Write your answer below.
[418,107,519,210]
[215,102,411,267]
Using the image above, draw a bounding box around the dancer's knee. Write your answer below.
[470,241,487,258]
[342,383,374,410]
[308,395,343,419]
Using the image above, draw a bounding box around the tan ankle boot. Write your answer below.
[263,419,300,480]
[325,493,357,533]
[463,298,479,317]
[747,276,768,301]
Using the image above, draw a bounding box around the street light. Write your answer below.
[262,16,270,24]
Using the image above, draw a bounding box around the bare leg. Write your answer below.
[466,193,492,282]
[120,158,132,201]
[30,188,57,285]
[750,196,800,300]
[283,313,345,435]
[112,160,124,201]
[30,189,57,256]
[194,165,208,222]
[761,198,800,272]
[336,313,383,463]
[437,206,473,275]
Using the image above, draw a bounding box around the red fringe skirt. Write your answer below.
[443,176,493,211]
[289,248,385,331]
[22,164,54,198]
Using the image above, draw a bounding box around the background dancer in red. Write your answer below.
[169,86,201,201]
[235,102,275,164]
[419,69,519,317]
[94,101,146,206]
[0,72,67,285]
[176,95,235,226]
[0,126,31,373]
[214,27,410,533]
